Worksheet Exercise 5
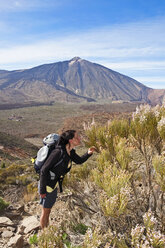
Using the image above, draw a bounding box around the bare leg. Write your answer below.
[40,207,51,229]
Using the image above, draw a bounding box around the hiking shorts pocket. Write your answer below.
[39,187,58,208]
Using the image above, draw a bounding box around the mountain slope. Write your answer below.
[0,131,38,161]
[0,57,164,104]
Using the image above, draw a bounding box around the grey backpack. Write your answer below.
[34,133,60,173]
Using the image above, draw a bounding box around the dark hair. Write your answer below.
[58,130,76,146]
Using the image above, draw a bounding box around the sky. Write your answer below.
[0,0,165,89]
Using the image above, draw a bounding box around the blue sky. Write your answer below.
[0,0,165,89]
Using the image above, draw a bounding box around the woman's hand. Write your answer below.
[40,193,46,198]
[88,146,97,154]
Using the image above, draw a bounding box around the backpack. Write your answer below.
[33,133,60,173]
[32,133,72,192]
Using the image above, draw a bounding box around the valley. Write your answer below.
[0,101,137,141]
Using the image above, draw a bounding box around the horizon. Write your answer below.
[0,0,165,89]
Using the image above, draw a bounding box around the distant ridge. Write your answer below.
[0,57,164,105]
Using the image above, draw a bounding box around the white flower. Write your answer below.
[139,115,147,124]
[153,105,161,118]
[157,117,165,130]
[86,228,93,239]
[132,104,152,121]
[131,224,144,237]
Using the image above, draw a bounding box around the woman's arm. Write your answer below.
[70,149,93,164]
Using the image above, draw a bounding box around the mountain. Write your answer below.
[0,57,164,105]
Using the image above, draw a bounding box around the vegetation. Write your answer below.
[1,102,165,247]
[82,104,165,246]
[72,223,89,235]
[29,234,38,245]
[36,104,165,247]
[0,197,9,212]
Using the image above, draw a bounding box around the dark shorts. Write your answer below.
[38,182,58,208]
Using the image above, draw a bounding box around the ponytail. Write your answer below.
[58,130,76,147]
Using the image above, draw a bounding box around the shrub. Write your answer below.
[23,182,38,202]
[37,225,63,248]
[72,223,88,235]
[131,210,165,248]
[0,162,36,189]
[1,161,5,168]
[83,104,165,246]
[83,227,128,248]
[0,197,9,212]
[29,234,38,245]
[153,155,165,191]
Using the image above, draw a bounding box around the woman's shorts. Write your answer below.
[38,182,58,208]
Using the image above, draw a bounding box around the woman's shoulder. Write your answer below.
[50,146,63,156]
[54,145,69,155]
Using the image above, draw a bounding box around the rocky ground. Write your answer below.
[0,199,40,248]
[0,182,98,248]
[0,195,75,248]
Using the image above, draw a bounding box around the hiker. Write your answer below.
[39,129,95,229]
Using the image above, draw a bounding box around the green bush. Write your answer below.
[72,223,88,235]
[1,161,5,168]
[29,234,38,245]
[0,197,9,212]
[6,176,17,184]
[37,225,63,248]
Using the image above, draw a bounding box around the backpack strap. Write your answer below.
[49,147,72,193]
[58,176,64,193]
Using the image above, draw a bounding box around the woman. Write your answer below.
[39,130,95,229]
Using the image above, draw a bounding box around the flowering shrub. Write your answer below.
[37,225,64,248]
[83,227,128,248]
[100,188,130,217]
[131,104,160,146]
[153,155,165,192]
[157,117,165,140]
[131,210,165,248]
[83,104,165,247]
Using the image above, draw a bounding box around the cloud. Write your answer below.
[1,18,165,66]
[0,0,66,12]
[135,77,165,83]
[102,61,165,70]
[0,0,33,11]
[0,16,165,89]
[134,77,165,89]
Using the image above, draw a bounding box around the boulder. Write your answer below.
[21,216,40,234]
[2,230,13,238]
[8,234,24,248]
[5,211,21,220]
[7,226,16,232]
[0,217,14,226]
[16,204,25,213]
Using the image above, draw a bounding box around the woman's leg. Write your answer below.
[39,188,58,229]
[40,207,51,229]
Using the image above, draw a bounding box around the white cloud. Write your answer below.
[102,61,165,70]
[0,0,65,12]
[0,16,165,59]
[134,77,165,89]
[135,76,165,83]
[0,0,29,11]
[0,16,165,89]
